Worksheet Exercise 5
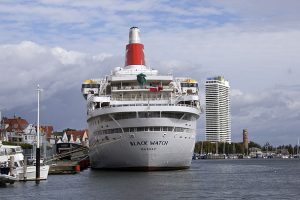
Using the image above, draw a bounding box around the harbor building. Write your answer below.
[205,76,231,143]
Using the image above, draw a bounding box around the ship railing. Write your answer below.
[88,103,199,115]
[97,102,198,109]
[111,97,171,101]
[111,86,171,91]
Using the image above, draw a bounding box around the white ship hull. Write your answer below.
[88,105,199,170]
[89,131,195,170]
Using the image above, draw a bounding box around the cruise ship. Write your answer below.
[82,27,201,170]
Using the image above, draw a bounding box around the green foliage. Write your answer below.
[62,128,76,132]
[248,141,262,149]
[195,141,300,155]
[2,141,33,149]
[195,141,250,154]
[278,144,295,154]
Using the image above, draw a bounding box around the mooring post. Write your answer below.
[23,156,27,181]
[36,148,40,183]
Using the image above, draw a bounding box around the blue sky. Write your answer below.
[0,0,300,146]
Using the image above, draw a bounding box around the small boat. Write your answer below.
[0,144,49,181]
[0,174,17,185]
[0,162,17,185]
[1,147,17,185]
[15,162,49,181]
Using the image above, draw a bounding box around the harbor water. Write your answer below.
[1,159,300,199]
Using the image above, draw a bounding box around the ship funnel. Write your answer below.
[129,27,141,43]
[125,27,145,66]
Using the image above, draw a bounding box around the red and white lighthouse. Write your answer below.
[125,27,146,67]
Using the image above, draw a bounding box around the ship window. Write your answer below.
[101,115,111,122]
[138,112,148,118]
[162,127,168,131]
[82,84,100,88]
[175,127,184,132]
[137,127,144,132]
[161,112,183,119]
[129,128,135,132]
[150,112,160,118]
[138,112,160,118]
[114,112,136,120]
[154,127,160,131]
[182,113,198,121]
[181,83,188,87]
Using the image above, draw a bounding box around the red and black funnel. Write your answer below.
[125,27,145,66]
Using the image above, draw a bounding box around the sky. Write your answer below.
[0,0,300,146]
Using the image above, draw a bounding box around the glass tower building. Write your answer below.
[205,76,231,143]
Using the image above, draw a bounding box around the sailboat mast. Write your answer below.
[36,84,42,183]
[37,85,40,149]
[297,137,299,155]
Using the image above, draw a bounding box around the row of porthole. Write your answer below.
[92,126,195,135]
[92,134,194,145]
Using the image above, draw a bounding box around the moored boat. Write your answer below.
[0,144,49,181]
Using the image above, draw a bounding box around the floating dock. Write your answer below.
[49,159,89,175]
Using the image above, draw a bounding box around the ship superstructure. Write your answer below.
[82,27,201,170]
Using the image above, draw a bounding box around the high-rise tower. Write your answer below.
[243,129,249,154]
[205,76,231,143]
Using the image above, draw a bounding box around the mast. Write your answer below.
[36,84,42,184]
[200,140,203,155]
[0,110,2,141]
[297,137,299,156]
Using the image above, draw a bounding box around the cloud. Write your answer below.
[0,41,113,110]
[230,85,300,145]
[0,1,300,145]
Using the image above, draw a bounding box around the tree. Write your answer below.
[248,141,262,149]
[63,128,76,132]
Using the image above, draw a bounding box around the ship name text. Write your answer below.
[130,141,168,146]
